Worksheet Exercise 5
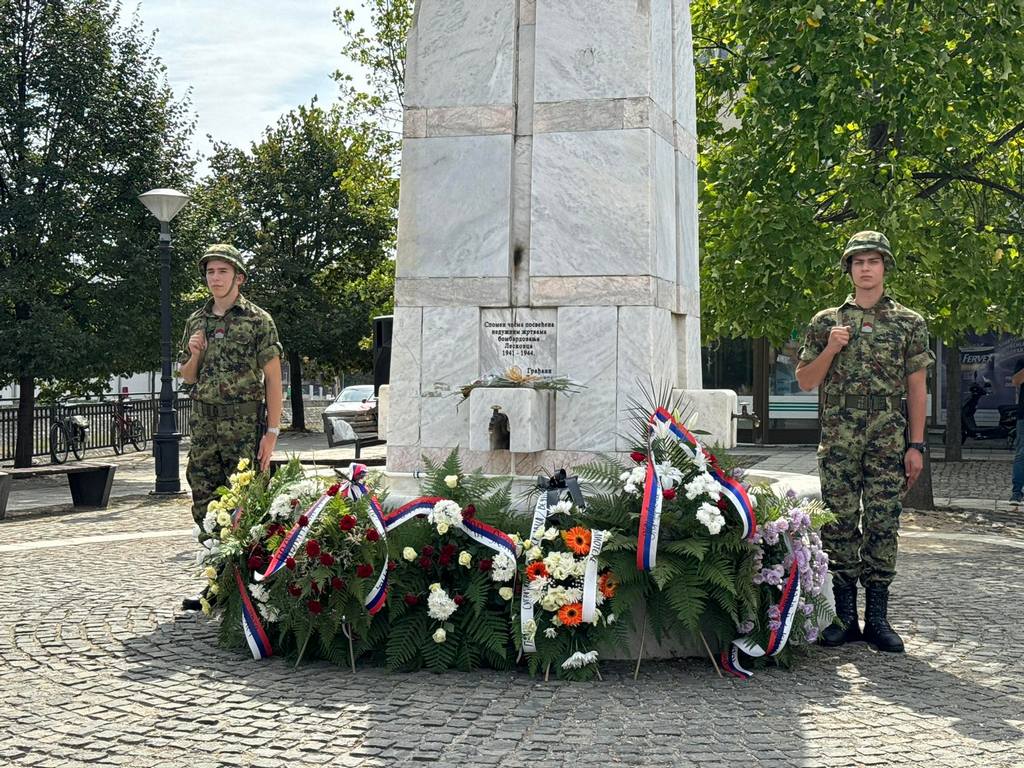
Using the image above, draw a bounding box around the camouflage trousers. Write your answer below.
[817,405,907,588]
[186,413,260,526]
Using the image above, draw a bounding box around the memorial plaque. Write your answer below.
[480,308,557,376]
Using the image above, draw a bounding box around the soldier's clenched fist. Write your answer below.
[826,325,851,353]
[187,330,207,358]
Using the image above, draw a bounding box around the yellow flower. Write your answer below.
[208,583,220,595]
[216,511,232,528]
[236,457,251,472]
[458,551,472,568]
[219,527,230,541]
[206,499,223,513]
[203,566,217,580]
[200,597,212,615]
[429,583,442,593]
[523,539,533,551]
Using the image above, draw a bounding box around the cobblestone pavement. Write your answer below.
[1,496,1022,768]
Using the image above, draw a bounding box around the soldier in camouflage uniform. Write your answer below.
[178,244,283,610]
[796,231,933,653]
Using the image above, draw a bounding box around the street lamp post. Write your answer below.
[138,188,190,495]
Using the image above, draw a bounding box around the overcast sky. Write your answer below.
[130,1,370,171]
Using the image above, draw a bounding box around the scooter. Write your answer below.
[961,381,1018,449]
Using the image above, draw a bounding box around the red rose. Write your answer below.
[326,483,341,496]
[339,515,357,531]
[388,560,397,571]
[247,555,265,571]
[306,539,321,558]
[288,583,301,597]
[366,527,381,542]
[717,497,729,511]
[478,558,492,572]
[285,556,296,571]
[630,451,647,463]
[438,554,452,567]
[356,563,373,578]
[663,488,677,501]
[319,552,335,567]
[462,504,476,519]
[308,599,323,615]
[418,555,433,570]
[268,523,284,537]
[290,498,299,508]
[298,514,309,527]
[330,576,344,590]
[422,545,435,557]
[441,544,456,557]
[453,594,465,606]
[404,593,419,606]
[311,581,321,595]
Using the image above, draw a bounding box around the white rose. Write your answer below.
[499,587,514,601]
[436,521,450,535]
[458,551,472,568]
[432,628,447,643]
[403,546,417,562]
[444,475,459,488]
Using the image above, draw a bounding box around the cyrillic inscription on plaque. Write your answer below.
[480,308,557,376]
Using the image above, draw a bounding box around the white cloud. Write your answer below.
[131,0,371,169]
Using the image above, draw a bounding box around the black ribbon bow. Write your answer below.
[536,468,587,510]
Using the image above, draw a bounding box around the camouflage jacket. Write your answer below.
[798,293,934,398]
[178,294,282,404]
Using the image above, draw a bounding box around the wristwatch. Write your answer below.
[266,426,280,436]
[908,441,927,453]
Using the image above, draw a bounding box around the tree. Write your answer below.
[183,102,397,429]
[693,0,1024,459]
[0,0,194,466]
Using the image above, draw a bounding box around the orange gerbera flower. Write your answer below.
[562,526,592,555]
[525,561,549,581]
[558,602,583,626]
[598,571,618,599]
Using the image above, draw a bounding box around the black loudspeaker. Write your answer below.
[372,315,393,395]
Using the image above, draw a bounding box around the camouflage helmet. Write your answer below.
[198,243,247,278]
[841,230,895,272]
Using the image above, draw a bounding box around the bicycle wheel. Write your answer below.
[112,420,124,454]
[71,427,86,460]
[50,423,69,464]
[129,419,147,451]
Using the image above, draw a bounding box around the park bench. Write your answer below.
[0,462,117,520]
[322,410,382,459]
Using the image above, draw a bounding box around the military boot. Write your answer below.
[820,581,862,646]
[863,584,904,653]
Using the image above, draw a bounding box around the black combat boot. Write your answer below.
[863,584,904,653]
[820,581,862,646]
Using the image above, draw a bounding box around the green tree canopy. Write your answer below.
[694,0,1024,346]
[0,0,194,465]
[180,102,397,428]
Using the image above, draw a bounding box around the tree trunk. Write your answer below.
[14,375,35,468]
[289,351,306,431]
[945,342,963,462]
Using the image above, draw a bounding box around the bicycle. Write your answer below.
[111,395,148,454]
[49,403,89,464]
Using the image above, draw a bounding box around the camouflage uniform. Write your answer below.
[799,295,933,587]
[179,294,282,525]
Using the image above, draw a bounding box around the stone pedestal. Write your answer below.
[387,1,724,475]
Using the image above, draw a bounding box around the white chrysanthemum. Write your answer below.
[696,502,726,535]
[543,551,576,581]
[430,499,463,529]
[619,465,647,495]
[544,627,558,639]
[191,524,202,541]
[249,583,269,603]
[685,472,722,501]
[268,478,322,521]
[654,461,683,490]
[523,619,538,643]
[257,603,280,622]
[543,526,560,541]
[526,577,548,605]
[427,587,458,621]
[527,545,545,562]
[549,500,573,516]
[539,586,577,612]
[202,511,217,534]
[561,650,599,670]
[490,551,516,582]
[607,613,617,625]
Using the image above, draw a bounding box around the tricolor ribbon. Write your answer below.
[229,508,272,660]
[339,463,389,616]
[638,407,757,571]
[234,567,272,660]
[254,491,332,582]
[720,533,801,680]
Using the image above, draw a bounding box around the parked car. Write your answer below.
[323,385,377,419]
